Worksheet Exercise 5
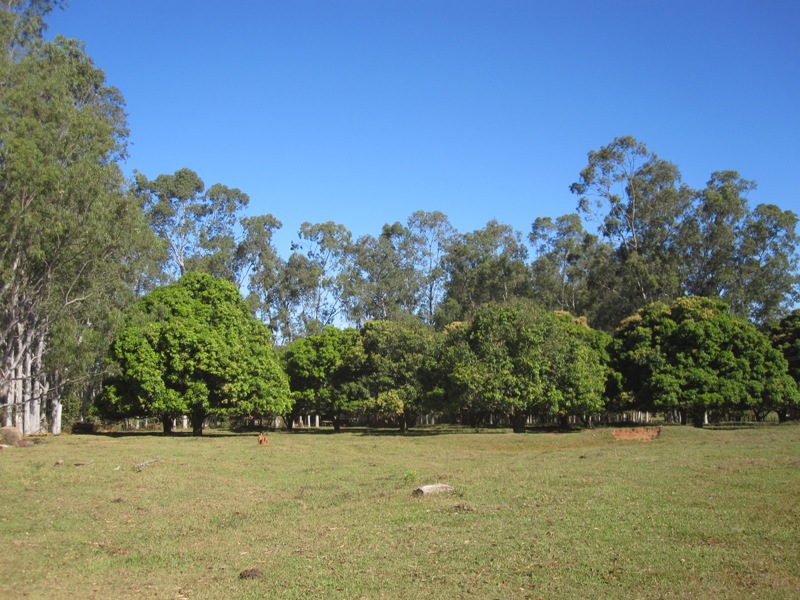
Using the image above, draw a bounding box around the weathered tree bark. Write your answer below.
[21,339,32,435]
[50,394,62,435]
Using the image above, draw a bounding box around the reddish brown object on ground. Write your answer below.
[612,426,661,441]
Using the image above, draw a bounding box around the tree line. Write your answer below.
[1,1,799,434]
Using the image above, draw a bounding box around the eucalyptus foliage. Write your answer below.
[0,1,158,433]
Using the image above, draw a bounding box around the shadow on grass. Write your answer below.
[353,425,589,436]
[81,424,595,438]
[84,430,244,439]
[704,422,782,431]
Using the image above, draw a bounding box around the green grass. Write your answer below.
[1,424,799,599]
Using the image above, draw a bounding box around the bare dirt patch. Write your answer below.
[612,427,661,441]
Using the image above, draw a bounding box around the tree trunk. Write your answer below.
[190,409,205,436]
[559,414,570,430]
[50,395,62,435]
[511,412,527,433]
[332,414,342,432]
[1,370,12,427]
[691,411,705,428]
[398,413,408,433]
[21,340,32,435]
[161,414,173,434]
[31,332,47,434]
[46,373,60,435]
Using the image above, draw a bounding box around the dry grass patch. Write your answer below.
[611,426,661,441]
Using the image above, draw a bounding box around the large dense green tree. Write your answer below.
[771,309,800,413]
[282,326,365,431]
[0,1,158,434]
[613,296,798,426]
[439,301,606,432]
[98,272,291,435]
[359,320,435,432]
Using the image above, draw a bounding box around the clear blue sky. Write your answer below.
[48,0,800,255]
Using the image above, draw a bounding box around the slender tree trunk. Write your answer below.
[332,414,342,432]
[49,385,62,435]
[21,341,32,435]
[1,371,11,427]
[12,361,22,430]
[31,332,45,434]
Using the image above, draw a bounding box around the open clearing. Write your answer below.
[1,424,798,599]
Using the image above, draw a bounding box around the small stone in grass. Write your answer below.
[413,483,455,496]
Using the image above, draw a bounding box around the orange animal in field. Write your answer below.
[258,432,269,446]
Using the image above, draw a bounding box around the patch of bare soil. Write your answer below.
[612,426,661,441]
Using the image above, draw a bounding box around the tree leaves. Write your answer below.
[98,273,290,434]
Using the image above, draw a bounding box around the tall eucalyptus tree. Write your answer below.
[0,1,158,433]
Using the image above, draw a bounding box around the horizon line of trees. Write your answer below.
[2,1,799,434]
[96,287,800,435]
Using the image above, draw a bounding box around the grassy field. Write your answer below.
[1,424,798,599]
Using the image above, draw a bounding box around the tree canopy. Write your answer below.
[438,300,607,432]
[98,272,291,434]
[613,297,799,426]
[282,326,365,431]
